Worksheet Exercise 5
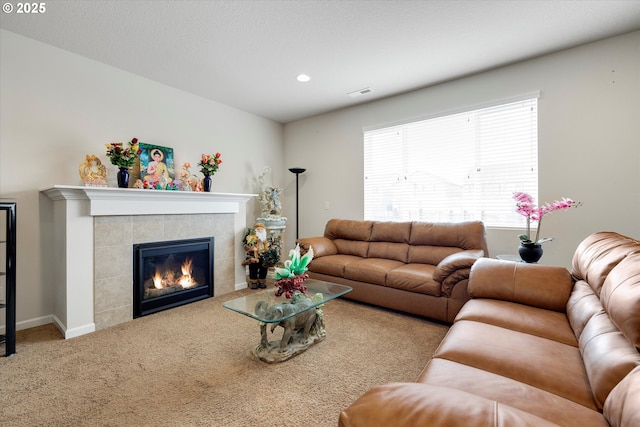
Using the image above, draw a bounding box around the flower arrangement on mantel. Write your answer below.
[180,162,202,191]
[274,244,314,298]
[198,153,222,176]
[513,192,580,245]
[105,138,142,168]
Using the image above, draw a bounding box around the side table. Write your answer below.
[496,254,523,262]
[496,254,540,264]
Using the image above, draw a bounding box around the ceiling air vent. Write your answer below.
[347,87,373,98]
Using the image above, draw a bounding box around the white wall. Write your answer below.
[283,31,640,268]
[0,30,283,330]
[2,29,639,331]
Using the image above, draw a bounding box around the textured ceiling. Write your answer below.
[2,0,640,123]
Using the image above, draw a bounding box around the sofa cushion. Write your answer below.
[334,239,369,257]
[344,258,405,286]
[339,381,564,427]
[308,254,362,277]
[324,219,373,241]
[417,359,609,427]
[370,221,411,243]
[409,220,488,253]
[433,320,596,409]
[578,310,640,409]
[567,280,606,341]
[407,245,460,265]
[368,242,409,263]
[386,264,440,296]
[455,299,578,346]
[296,236,338,257]
[571,231,640,296]
[604,365,640,427]
[599,252,640,350]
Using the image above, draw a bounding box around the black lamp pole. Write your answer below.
[288,167,306,240]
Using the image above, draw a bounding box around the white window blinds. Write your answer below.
[364,96,538,227]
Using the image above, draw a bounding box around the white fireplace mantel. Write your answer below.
[42,185,256,339]
[43,185,255,216]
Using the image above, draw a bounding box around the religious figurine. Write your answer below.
[254,167,287,227]
[78,154,108,187]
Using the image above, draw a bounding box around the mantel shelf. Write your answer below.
[42,185,257,216]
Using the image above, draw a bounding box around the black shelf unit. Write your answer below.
[1,201,16,356]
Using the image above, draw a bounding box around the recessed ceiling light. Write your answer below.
[296,74,311,82]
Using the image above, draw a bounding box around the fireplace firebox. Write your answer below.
[133,237,214,318]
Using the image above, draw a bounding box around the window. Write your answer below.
[364,95,538,228]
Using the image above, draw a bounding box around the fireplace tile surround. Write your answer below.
[43,186,255,339]
[94,214,232,330]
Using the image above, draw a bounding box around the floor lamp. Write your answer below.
[288,167,306,240]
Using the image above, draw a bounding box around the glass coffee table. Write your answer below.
[223,279,352,363]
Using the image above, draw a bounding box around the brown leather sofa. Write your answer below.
[297,219,489,323]
[338,231,640,427]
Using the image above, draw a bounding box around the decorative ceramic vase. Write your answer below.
[203,175,212,192]
[518,242,543,263]
[117,167,130,188]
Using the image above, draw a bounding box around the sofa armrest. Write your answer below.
[432,250,484,297]
[468,258,574,312]
[433,250,484,283]
[339,382,561,427]
[296,236,338,258]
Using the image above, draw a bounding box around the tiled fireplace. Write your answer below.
[43,186,254,338]
[94,214,225,329]
[133,236,214,318]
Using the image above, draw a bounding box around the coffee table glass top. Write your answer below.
[223,279,352,323]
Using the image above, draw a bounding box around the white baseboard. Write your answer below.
[19,315,54,331]
[52,315,96,339]
[235,282,248,291]
[0,314,53,334]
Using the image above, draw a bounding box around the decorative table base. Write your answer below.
[253,310,326,363]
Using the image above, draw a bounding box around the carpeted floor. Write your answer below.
[0,289,449,427]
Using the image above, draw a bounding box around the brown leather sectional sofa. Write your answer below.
[339,231,640,427]
[297,219,489,323]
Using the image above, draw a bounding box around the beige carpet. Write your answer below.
[0,289,448,427]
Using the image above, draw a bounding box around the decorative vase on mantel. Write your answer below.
[518,242,543,263]
[117,167,130,188]
[203,175,212,192]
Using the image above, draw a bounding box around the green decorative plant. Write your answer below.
[274,244,314,298]
[261,246,280,267]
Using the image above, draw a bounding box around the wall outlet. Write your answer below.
[324,201,330,210]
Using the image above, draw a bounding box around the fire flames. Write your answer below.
[152,257,198,290]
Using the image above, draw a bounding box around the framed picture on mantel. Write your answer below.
[138,143,175,188]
